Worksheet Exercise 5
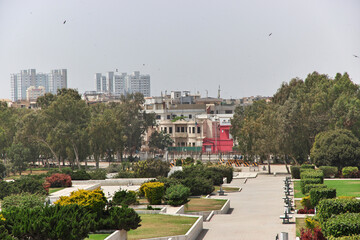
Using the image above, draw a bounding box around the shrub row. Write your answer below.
[342,167,359,178]
[300,178,322,194]
[111,190,138,206]
[319,166,338,178]
[300,170,324,182]
[324,213,360,238]
[317,199,360,223]
[304,184,327,195]
[309,188,336,207]
[0,176,47,199]
[328,235,360,240]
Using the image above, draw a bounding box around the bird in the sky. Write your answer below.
[269,33,272,36]
[354,55,359,58]
[63,20,66,24]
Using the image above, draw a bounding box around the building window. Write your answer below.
[156,115,161,119]
[189,127,191,133]
[193,127,195,133]
[169,127,172,133]
[189,114,192,119]
[177,127,180,132]
[225,110,233,114]
[181,127,185,132]
[193,142,195,146]
[197,127,201,134]
[167,115,170,119]
[164,127,167,133]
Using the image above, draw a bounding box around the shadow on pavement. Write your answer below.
[227,208,234,214]
[196,229,209,240]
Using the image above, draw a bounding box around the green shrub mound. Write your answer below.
[115,171,137,178]
[0,176,47,200]
[309,188,336,207]
[290,166,300,179]
[133,159,170,178]
[328,235,360,240]
[304,184,327,195]
[300,178,322,194]
[141,182,165,205]
[300,170,324,183]
[70,170,91,180]
[301,164,316,170]
[342,167,359,178]
[88,169,107,180]
[98,206,141,231]
[182,177,214,196]
[324,213,360,238]
[2,193,46,210]
[112,190,137,206]
[164,184,190,206]
[317,199,360,223]
[319,166,338,178]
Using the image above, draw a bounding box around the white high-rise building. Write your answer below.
[10,69,67,101]
[94,71,150,97]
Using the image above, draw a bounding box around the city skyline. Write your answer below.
[1,0,359,100]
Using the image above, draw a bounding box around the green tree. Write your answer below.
[7,143,31,175]
[310,129,360,169]
[133,159,170,178]
[149,131,174,151]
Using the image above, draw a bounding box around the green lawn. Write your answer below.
[184,198,227,212]
[295,200,302,210]
[87,214,197,240]
[294,180,360,198]
[296,218,306,237]
[213,186,240,193]
[49,187,65,194]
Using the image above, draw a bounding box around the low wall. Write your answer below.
[72,178,155,186]
[104,230,127,240]
[135,206,167,214]
[175,205,185,214]
[214,199,230,214]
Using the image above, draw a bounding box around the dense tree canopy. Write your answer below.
[231,72,360,167]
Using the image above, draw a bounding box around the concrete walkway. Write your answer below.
[199,175,295,240]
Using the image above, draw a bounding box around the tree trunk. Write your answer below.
[267,157,271,174]
[72,143,81,170]
[284,155,290,174]
[95,154,99,169]
[38,138,59,167]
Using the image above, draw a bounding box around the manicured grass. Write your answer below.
[296,218,306,237]
[213,186,240,193]
[86,234,109,240]
[294,180,360,198]
[49,187,65,194]
[184,198,227,212]
[295,200,302,210]
[128,214,197,240]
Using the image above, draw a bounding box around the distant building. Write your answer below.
[10,69,67,101]
[94,71,150,97]
[26,86,46,101]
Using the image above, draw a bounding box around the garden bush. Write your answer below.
[301,178,322,194]
[301,164,316,170]
[305,217,320,230]
[328,235,360,240]
[304,184,327,195]
[342,167,359,178]
[2,204,97,240]
[290,165,301,179]
[114,171,137,178]
[310,188,336,207]
[2,193,46,210]
[182,176,214,196]
[14,176,48,196]
[300,227,326,240]
[164,184,190,206]
[70,170,91,180]
[209,165,233,183]
[55,188,107,214]
[112,190,138,206]
[98,206,141,231]
[88,169,107,180]
[133,159,170,178]
[45,173,72,187]
[301,196,314,209]
[0,181,18,200]
[324,213,360,238]
[140,182,165,205]
[300,170,324,183]
[317,199,360,223]
[319,166,338,178]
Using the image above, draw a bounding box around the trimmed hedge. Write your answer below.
[328,235,360,240]
[300,170,324,183]
[310,188,336,207]
[301,164,315,170]
[141,182,165,205]
[112,190,138,206]
[319,166,338,178]
[317,199,360,223]
[290,166,300,179]
[304,184,327,195]
[324,213,360,238]
[342,167,359,178]
[301,178,322,194]
[164,184,190,206]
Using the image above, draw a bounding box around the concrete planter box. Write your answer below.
[72,178,155,186]
[183,199,230,219]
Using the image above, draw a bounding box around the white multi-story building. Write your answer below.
[26,86,46,101]
[94,71,150,97]
[10,69,67,101]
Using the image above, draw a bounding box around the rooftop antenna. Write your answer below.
[218,85,221,99]
[206,90,208,98]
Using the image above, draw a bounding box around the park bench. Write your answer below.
[280,210,292,224]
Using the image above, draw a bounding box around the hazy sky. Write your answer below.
[1,0,359,99]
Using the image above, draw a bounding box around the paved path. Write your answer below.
[199,175,295,240]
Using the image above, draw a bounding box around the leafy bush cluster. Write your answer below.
[300,178,322,195]
[304,184,327,195]
[300,167,324,195]
[319,166,338,178]
[342,167,359,178]
[45,173,72,187]
[297,207,315,214]
[163,184,190,206]
[309,188,336,207]
[300,227,326,240]
[111,190,138,206]
[1,193,46,210]
[300,171,324,182]
[133,159,170,178]
[140,182,165,205]
[317,199,360,223]
[49,168,107,180]
[323,213,360,238]
[290,166,300,179]
[328,235,360,240]
[0,176,47,199]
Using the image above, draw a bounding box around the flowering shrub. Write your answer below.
[45,173,72,188]
[300,227,326,240]
[298,207,315,214]
[140,182,164,205]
